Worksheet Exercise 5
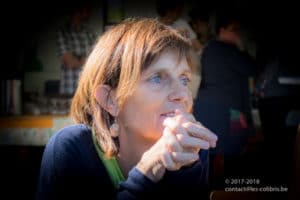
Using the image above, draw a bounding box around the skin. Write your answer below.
[97,50,218,182]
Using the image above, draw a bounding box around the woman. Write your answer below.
[36,18,218,199]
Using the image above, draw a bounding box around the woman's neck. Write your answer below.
[116,130,153,178]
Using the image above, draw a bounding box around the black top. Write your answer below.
[36,124,210,199]
[194,40,257,155]
[199,40,257,110]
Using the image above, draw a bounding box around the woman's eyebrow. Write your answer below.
[144,66,168,75]
[181,68,192,75]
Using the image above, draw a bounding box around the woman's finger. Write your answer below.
[182,121,218,147]
[163,127,183,152]
[176,133,210,149]
[171,151,199,165]
[161,151,179,171]
[175,109,196,122]
[183,146,200,154]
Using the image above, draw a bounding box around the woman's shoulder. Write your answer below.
[43,124,101,171]
[52,124,90,142]
[45,124,92,155]
[38,124,114,199]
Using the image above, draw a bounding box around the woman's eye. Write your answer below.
[149,74,162,84]
[180,76,191,86]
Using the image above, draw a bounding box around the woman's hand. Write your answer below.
[136,109,218,182]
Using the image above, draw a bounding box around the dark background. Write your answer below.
[1,0,299,199]
[2,0,300,77]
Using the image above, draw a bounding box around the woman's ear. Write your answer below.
[95,85,119,117]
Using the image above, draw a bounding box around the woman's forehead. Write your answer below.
[150,48,187,63]
[144,50,190,72]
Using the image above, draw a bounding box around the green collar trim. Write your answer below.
[92,131,125,189]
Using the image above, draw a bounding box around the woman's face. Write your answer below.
[117,50,193,144]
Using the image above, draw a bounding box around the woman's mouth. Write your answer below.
[160,111,176,121]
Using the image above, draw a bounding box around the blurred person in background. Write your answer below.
[57,2,95,96]
[188,6,212,98]
[193,7,258,189]
[155,0,203,54]
[188,6,211,52]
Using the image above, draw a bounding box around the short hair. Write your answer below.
[155,0,184,17]
[215,8,243,34]
[70,18,193,157]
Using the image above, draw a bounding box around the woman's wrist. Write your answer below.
[136,152,165,182]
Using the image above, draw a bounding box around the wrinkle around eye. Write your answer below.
[180,76,191,86]
[149,74,162,84]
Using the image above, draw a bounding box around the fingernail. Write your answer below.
[210,141,216,148]
[212,133,218,141]
[203,142,210,149]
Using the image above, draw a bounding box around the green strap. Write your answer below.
[92,131,125,188]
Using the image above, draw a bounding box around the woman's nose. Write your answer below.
[168,79,190,104]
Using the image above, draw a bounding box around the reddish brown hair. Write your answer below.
[71,18,193,157]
